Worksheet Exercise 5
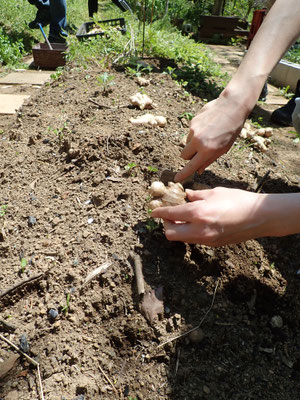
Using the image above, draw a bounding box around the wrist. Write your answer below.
[258,193,300,237]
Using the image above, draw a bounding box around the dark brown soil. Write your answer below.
[1,58,300,400]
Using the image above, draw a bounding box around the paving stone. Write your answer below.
[0,71,51,85]
[0,94,30,114]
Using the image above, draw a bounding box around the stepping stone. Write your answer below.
[0,94,30,114]
[0,71,52,86]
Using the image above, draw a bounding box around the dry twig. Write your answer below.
[157,279,220,348]
[98,361,119,396]
[0,272,44,299]
[0,333,45,400]
[129,252,145,296]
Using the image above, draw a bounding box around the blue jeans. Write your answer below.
[35,0,67,37]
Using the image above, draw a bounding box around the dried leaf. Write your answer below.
[83,262,112,286]
[141,287,164,325]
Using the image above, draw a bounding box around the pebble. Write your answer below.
[19,334,29,353]
[28,216,37,226]
[203,385,210,394]
[270,315,283,328]
[48,308,59,321]
[188,329,204,344]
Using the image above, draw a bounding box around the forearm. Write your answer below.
[261,193,300,237]
[221,0,300,115]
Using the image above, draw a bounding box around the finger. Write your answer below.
[175,153,205,182]
[180,140,197,160]
[151,202,200,222]
[163,220,197,243]
[185,188,211,201]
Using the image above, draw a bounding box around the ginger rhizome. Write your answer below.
[149,181,186,210]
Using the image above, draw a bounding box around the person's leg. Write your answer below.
[28,0,51,29]
[48,0,68,42]
[88,0,98,17]
[271,79,300,126]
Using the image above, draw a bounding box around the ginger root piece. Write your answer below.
[149,181,186,209]
[136,77,150,86]
[129,93,154,110]
[240,123,273,152]
[130,114,167,127]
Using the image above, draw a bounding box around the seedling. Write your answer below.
[0,205,7,217]
[147,165,158,173]
[50,68,63,81]
[145,218,159,232]
[179,111,194,121]
[20,258,28,273]
[124,162,137,172]
[62,292,71,316]
[96,72,115,94]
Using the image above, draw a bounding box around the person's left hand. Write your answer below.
[151,187,269,246]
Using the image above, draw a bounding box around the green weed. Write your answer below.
[147,165,158,173]
[0,205,7,217]
[20,258,28,273]
[62,292,71,316]
[96,72,115,94]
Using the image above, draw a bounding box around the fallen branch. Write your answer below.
[129,252,145,296]
[0,333,45,400]
[88,98,128,110]
[157,279,220,348]
[0,272,44,299]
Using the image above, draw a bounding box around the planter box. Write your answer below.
[76,18,126,40]
[32,43,67,69]
[270,59,300,91]
[198,15,248,39]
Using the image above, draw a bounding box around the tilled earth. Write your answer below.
[0,60,300,400]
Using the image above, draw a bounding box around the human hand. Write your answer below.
[151,187,270,246]
[175,96,248,182]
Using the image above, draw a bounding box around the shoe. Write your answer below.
[28,7,51,29]
[48,34,67,44]
[271,79,300,126]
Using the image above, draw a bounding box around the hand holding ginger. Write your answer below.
[151,188,300,246]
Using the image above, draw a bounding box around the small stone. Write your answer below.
[48,308,59,321]
[188,329,204,344]
[28,216,37,227]
[52,217,60,226]
[270,315,283,328]
[87,218,94,224]
[203,385,210,394]
[19,334,29,353]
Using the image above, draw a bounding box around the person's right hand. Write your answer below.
[175,95,249,182]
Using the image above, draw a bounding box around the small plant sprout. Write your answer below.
[147,165,158,173]
[0,205,7,217]
[125,162,137,171]
[20,258,28,273]
[62,292,71,316]
[145,217,159,232]
[179,111,194,121]
[96,72,115,94]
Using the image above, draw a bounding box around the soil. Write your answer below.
[1,51,300,400]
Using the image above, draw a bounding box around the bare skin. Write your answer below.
[175,0,300,183]
[152,0,300,246]
[151,189,300,247]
